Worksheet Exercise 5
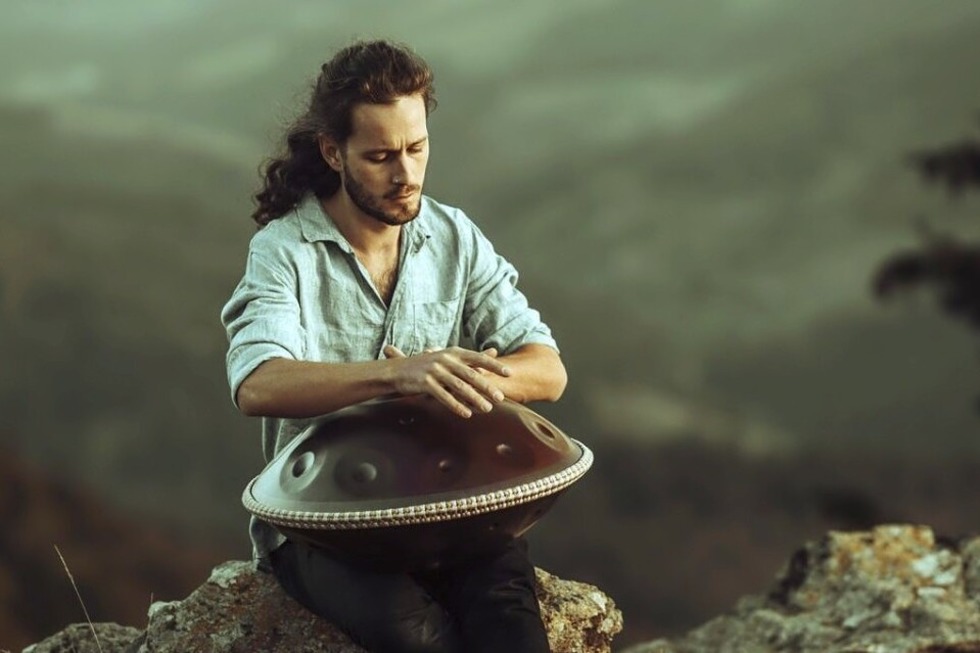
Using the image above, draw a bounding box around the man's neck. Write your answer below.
[320,192,400,256]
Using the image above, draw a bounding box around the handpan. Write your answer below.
[242,395,592,570]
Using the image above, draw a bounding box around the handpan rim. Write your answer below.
[242,438,593,530]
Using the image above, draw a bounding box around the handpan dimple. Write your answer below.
[292,451,315,478]
[416,447,467,492]
[242,395,593,570]
[353,462,377,483]
[334,450,394,499]
[279,449,323,493]
[493,439,534,470]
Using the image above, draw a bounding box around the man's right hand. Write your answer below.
[382,345,509,418]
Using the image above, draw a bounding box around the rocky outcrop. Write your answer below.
[39,523,980,653]
[25,561,622,653]
[629,524,980,653]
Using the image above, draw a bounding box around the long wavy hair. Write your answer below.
[252,40,437,226]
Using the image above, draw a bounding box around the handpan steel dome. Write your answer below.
[242,395,592,569]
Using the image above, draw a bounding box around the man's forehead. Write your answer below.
[349,94,428,146]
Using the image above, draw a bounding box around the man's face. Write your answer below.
[333,94,430,226]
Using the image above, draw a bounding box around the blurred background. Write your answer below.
[4,0,980,649]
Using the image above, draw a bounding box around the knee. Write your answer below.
[372,612,459,653]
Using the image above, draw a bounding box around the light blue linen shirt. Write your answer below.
[220,193,558,564]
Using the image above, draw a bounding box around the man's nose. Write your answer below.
[391,154,417,186]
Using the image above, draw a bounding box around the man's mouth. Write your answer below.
[387,187,419,200]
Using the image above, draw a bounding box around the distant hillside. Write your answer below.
[0,105,261,533]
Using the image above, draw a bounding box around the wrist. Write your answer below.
[377,357,401,394]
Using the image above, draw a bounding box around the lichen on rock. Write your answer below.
[628,524,980,653]
[23,623,143,653]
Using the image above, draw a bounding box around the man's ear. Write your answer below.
[317,135,343,173]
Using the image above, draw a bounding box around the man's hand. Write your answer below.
[382,345,509,418]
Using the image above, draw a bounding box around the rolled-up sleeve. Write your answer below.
[462,218,558,354]
[220,238,307,407]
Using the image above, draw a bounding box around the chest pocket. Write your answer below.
[413,298,461,354]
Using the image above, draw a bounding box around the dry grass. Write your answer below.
[54,545,104,653]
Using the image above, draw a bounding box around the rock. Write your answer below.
[626,524,980,653]
[25,560,622,653]
[22,622,143,653]
[536,567,624,652]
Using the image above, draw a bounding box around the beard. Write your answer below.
[342,160,422,227]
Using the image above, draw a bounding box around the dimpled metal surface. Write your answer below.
[242,395,592,569]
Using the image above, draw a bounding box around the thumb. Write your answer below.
[383,344,407,359]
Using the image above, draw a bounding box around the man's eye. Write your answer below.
[367,154,387,163]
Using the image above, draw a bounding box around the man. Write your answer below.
[221,40,566,653]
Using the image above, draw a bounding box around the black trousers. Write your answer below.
[269,537,551,653]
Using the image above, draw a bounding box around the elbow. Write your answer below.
[542,360,568,403]
[235,358,290,417]
[236,376,269,417]
[550,368,568,402]
[236,386,260,417]
[526,346,567,403]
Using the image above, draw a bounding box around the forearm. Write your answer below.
[236,357,397,419]
[236,346,517,419]
[491,343,567,404]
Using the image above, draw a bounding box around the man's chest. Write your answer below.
[296,244,466,360]
[358,252,399,306]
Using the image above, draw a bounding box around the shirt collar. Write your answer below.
[297,194,431,252]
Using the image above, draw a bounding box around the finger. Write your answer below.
[437,347,507,377]
[383,344,407,359]
[481,347,498,358]
[440,362,502,409]
[445,372,496,413]
[424,375,473,418]
[473,372,506,404]
[455,363,506,403]
[467,352,511,377]
[445,346,509,376]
